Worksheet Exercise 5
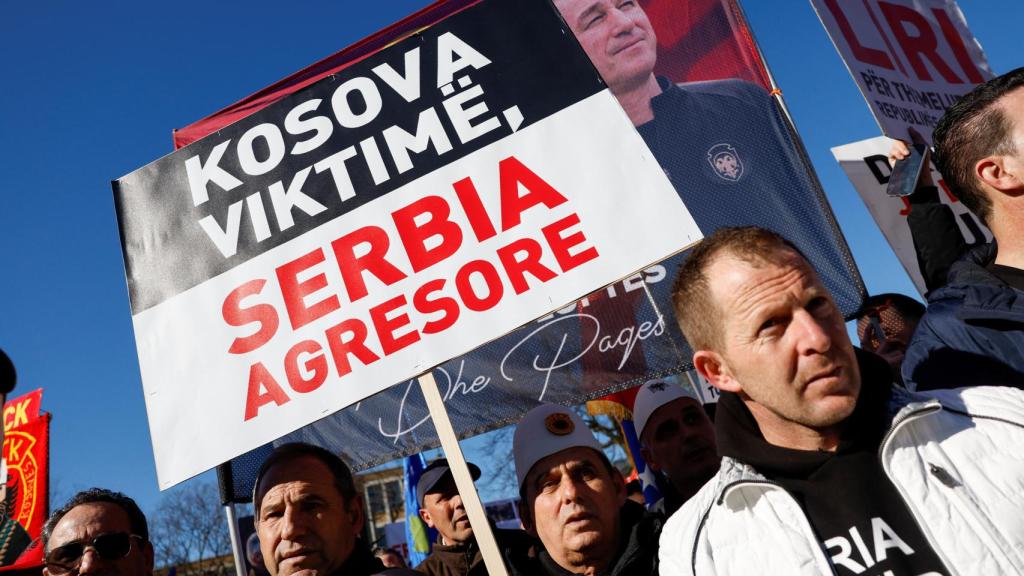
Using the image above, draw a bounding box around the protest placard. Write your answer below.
[811,0,993,143]
[832,136,990,295]
[114,0,699,489]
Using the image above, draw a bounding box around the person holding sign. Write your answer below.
[510,403,662,576]
[660,226,1024,575]
[252,443,418,576]
[903,67,1024,390]
[414,458,532,576]
[632,379,718,517]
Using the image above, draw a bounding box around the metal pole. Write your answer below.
[223,503,247,576]
[417,371,509,576]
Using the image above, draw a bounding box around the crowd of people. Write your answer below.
[34,0,1024,574]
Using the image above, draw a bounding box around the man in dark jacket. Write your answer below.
[509,404,662,575]
[415,459,532,576]
[903,67,1024,390]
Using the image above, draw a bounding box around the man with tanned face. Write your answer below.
[253,443,417,576]
[508,404,661,576]
[414,459,531,576]
[632,379,718,516]
[43,489,153,576]
[659,226,1024,575]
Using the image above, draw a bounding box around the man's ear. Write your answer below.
[517,499,536,538]
[976,155,1024,194]
[418,508,436,529]
[143,540,155,573]
[640,446,661,472]
[346,496,366,532]
[693,350,742,394]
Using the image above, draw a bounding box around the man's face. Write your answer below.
[419,474,474,546]
[44,503,153,576]
[699,252,860,433]
[522,447,625,568]
[640,398,718,488]
[256,456,363,576]
[555,0,657,94]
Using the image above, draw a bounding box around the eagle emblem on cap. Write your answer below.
[649,381,667,392]
[707,143,743,182]
[545,413,575,436]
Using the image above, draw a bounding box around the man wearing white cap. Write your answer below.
[633,379,719,516]
[509,404,662,576]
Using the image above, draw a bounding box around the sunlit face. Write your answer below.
[419,474,474,546]
[522,447,625,570]
[555,0,658,94]
[44,503,153,576]
[699,252,860,433]
[640,398,719,489]
[256,456,363,576]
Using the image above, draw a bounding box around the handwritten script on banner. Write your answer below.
[113,0,699,489]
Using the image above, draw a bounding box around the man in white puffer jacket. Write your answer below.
[660,226,1024,576]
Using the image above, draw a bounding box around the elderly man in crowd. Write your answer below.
[253,443,416,576]
[659,226,1024,575]
[43,488,153,576]
[903,67,1024,389]
[415,458,531,576]
[509,403,661,575]
[632,379,719,516]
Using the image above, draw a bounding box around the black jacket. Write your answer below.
[415,528,534,576]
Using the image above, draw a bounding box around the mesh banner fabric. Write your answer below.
[172,0,865,503]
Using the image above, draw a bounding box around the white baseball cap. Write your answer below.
[633,378,701,442]
[513,403,603,489]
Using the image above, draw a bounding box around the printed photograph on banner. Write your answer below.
[811,0,994,144]
[207,0,871,498]
[113,0,699,489]
[832,136,991,296]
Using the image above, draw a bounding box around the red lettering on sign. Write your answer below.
[453,176,497,242]
[414,279,460,334]
[822,0,894,70]
[499,156,568,231]
[931,8,985,84]
[244,362,290,421]
[223,279,280,355]
[455,260,504,312]
[497,237,556,294]
[392,195,464,273]
[277,248,340,330]
[325,318,381,377]
[284,340,328,394]
[331,226,408,303]
[543,213,599,273]
[878,2,961,83]
[369,295,421,355]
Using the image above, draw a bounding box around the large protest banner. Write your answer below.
[114,0,699,489]
[811,0,993,143]
[2,389,49,541]
[832,136,990,295]
[191,0,867,504]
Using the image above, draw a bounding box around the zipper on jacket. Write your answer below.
[879,404,1024,575]
[694,479,838,576]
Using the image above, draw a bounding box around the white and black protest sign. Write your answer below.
[832,136,989,295]
[113,0,700,489]
[811,0,993,143]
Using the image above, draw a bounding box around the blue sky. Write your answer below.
[0,1,1021,513]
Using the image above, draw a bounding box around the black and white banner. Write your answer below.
[113,0,700,489]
